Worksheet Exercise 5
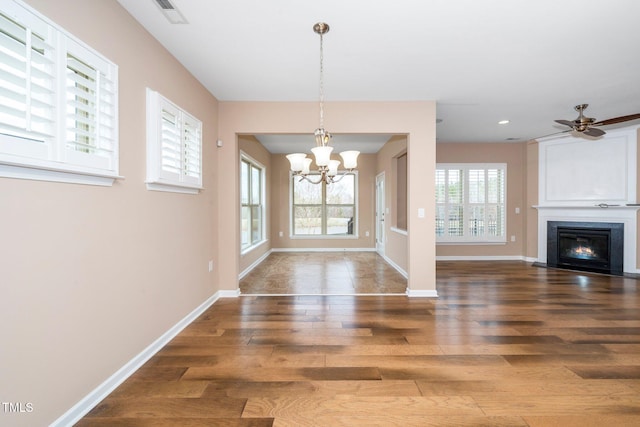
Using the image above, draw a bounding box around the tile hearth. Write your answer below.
[240,252,407,295]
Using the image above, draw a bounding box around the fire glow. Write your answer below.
[570,245,597,259]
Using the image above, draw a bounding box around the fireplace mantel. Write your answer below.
[534,205,640,210]
[535,127,640,273]
[534,205,640,274]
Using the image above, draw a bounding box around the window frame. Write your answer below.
[0,0,119,186]
[146,88,203,194]
[290,171,359,238]
[436,163,507,244]
[240,152,266,253]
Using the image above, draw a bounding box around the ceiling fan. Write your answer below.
[554,104,640,137]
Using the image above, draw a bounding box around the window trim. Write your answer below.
[146,88,203,194]
[0,0,120,186]
[289,171,359,239]
[436,163,507,244]
[240,151,266,253]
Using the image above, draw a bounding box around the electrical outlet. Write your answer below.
[279,231,283,237]
[365,231,370,237]
[510,235,516,242]
[208,260,214,272]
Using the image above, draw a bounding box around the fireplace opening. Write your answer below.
[547,221,623,275]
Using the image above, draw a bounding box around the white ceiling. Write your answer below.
[117,0,640,148]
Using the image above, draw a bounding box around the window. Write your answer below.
[241,154,265,251]
[0,0,118,185]
[146,88,202,193]
[436,164,506,243]
[291,173,357,237]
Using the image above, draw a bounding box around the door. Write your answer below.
[375,172,385,255]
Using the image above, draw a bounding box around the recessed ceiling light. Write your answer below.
[498,120,510,125]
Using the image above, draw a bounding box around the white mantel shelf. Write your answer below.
[534,205,640,210]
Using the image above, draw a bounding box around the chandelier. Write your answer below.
[286,22,359,184]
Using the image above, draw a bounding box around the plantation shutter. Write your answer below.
[146,88,202,192]
[0,7,56,159]
[182,112,201,185]
[64,38,118,171]
[159,100,182,180]
[0,0,119,184]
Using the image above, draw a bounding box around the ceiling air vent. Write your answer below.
[153,0,188,24]
[155,0,175,9]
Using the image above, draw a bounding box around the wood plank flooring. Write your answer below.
[76,260,640,426]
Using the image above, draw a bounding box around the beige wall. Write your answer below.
[376,136,409,272]
[270,153,376,249]
[0,1,219,426]
[239,135,272,273]
[436,142,527,257]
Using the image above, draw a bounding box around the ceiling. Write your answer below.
[117,0,640,149]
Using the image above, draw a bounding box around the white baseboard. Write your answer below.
[406,288,439,298]
[272,247,376,253]
[50,291,225,427]
[436,255,528,261]
[239,249,272,280]
[218,289,241,297]
[380,253,408,278]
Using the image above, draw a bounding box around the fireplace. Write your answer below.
[547,221,624,275]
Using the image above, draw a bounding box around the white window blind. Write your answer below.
[0,0,119,184]
[146,88,203,193]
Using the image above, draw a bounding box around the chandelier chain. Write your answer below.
[318,30,325,130]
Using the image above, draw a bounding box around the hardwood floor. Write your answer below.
[76,261,640,426]
[239,252,407,294]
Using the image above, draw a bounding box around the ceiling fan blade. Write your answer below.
[583,127,606,137]
[592,113,640,126]
[554,119,575,127]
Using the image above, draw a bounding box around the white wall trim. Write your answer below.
[272,247,376,253]
[50,291,224,427]
[436,255,527,261]
[239,249,273,280]
[538,127,638,207]
[406,288,439,298]
[381,253,408,278]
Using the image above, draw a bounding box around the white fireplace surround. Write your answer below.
[535,127,640,274]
